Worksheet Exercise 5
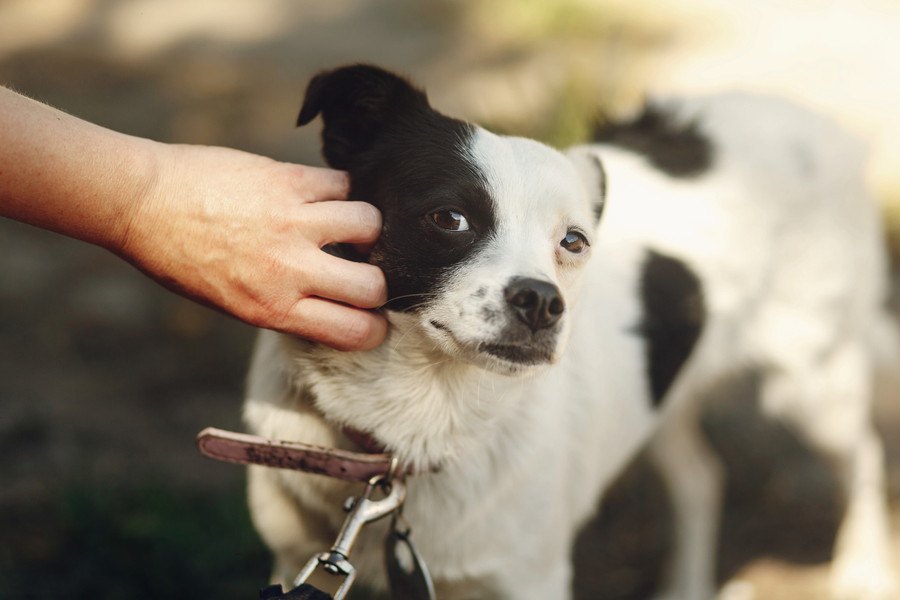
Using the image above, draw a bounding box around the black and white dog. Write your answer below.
[243,65,897,599]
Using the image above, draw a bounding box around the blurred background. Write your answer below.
[1,1,899,598]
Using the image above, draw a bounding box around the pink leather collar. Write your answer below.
[196,427,396,483]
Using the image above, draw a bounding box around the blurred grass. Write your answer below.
[456,0,615,43]
[450,0,677,46]
[479,73,599,148]
[0,480,389,599]
[1,483,269,599]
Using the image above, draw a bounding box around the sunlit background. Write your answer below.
[1,1,898,598]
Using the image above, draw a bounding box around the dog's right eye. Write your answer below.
[430,209,470,232]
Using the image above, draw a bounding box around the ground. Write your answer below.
[1,1,899,598]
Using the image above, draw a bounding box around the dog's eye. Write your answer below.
[561,231,588,253]
[430,209,470,232]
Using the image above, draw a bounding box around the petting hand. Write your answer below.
[0,87,387,350]
[121,144,389,350]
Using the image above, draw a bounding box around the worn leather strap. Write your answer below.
[196,427,394,483]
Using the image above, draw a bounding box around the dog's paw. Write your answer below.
[830,558,898,600]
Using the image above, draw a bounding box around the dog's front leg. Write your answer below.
[431,559,571,600]
[649,401,723,600]
[828,430,897,600]
[247,466,340,588]
[492,559,573,600]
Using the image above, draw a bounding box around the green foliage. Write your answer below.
[534,76,599,148]
[454,0,615,43]
[479,74,599,149]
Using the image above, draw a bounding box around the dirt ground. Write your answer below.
[1,2,899,599]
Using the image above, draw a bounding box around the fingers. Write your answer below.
[305,252,387,309]
[287,164,381,246]
[290,165,350,201]
[301,200,382,246]
[280,298,389,351]
[272,163,389,351]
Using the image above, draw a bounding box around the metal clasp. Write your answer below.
[292,469,406,600]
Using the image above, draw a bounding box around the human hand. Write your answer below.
[119,143,388,350]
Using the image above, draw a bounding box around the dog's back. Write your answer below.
[568,93,897,599]
[571,93,890,392]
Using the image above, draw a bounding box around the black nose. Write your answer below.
[504,278,565,332]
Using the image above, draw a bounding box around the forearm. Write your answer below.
[0,86,157,252]
[0,85,387,349]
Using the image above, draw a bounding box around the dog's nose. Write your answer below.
[504,278,565,332]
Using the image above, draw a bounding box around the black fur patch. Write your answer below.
[593,104,713,177]
[298,65,496,312]
[637,251,705,406]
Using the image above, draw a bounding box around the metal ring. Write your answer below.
[368,455,401,491]
[385,455,401,483]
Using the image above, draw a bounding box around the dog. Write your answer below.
[242,64,897,599]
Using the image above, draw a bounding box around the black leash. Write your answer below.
[260,583,333,600]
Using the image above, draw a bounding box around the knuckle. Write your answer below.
[274,163,306,194]
[263,298,314,338]
[332,170,351,198]
[243,301,280,330]
[340,313,373,349]
[285,164,350,201]
[352,202,382,234]
[359,266,387,307]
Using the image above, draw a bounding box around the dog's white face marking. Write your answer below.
[416,128,596,375]
[293,65,601,376]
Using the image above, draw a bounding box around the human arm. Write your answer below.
[0,86,388,350]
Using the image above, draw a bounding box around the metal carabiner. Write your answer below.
[292,473,407,600]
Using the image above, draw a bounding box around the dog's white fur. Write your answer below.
[244,93,896,599]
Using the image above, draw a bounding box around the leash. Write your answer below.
[196,427,435,600]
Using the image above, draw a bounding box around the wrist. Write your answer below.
[104,135,166,256]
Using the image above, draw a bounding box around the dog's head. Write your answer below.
[299,65,602,375]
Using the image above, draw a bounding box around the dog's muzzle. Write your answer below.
[468,277,565,368]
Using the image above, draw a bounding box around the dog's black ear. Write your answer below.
[297,64,431,170]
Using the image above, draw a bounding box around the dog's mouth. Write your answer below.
[429,319,558,368]
[477,342,553,365]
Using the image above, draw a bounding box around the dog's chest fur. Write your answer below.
[244,225,663,589]
[245,297,656,587]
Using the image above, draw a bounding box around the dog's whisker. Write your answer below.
[476,370,489,412]
[378,292,438,310]
[413,357,450,374]
[390,325,413,350]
